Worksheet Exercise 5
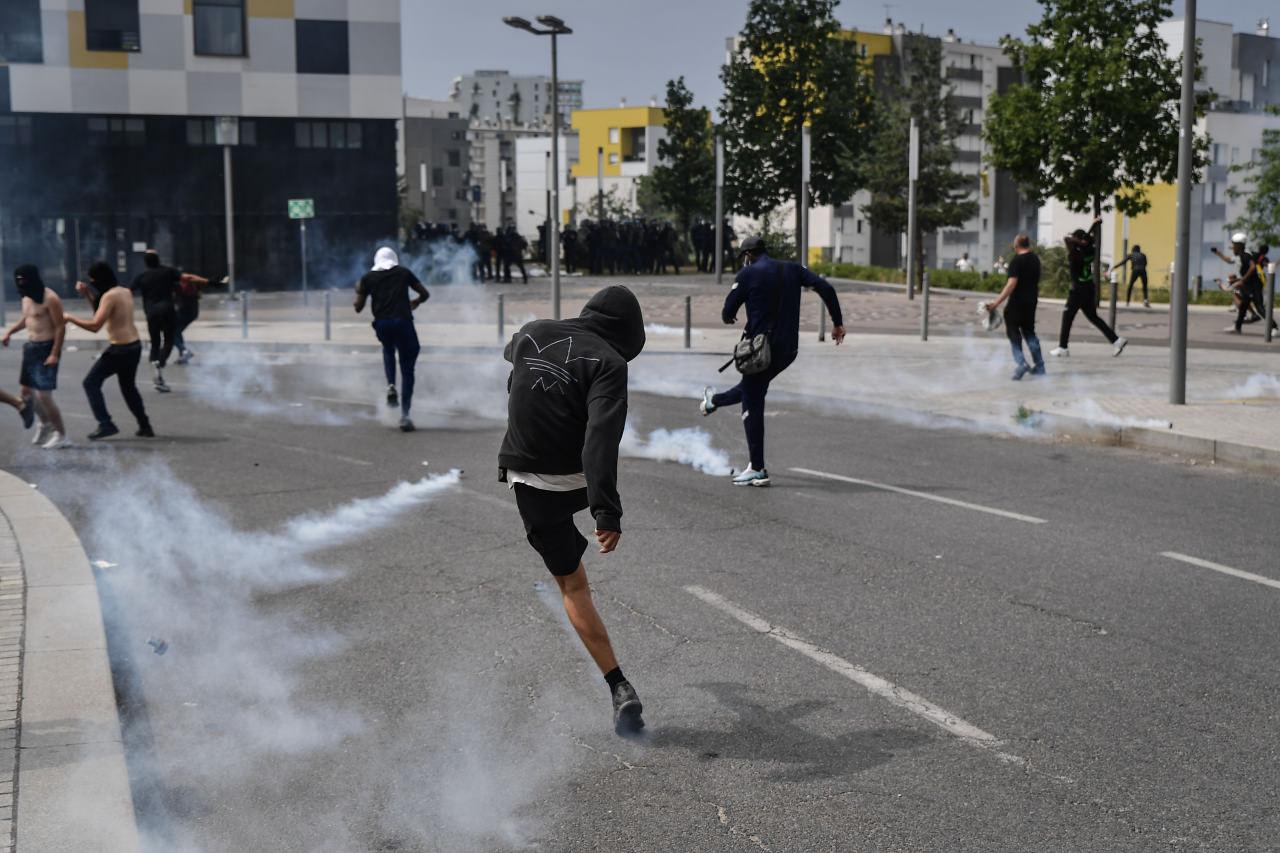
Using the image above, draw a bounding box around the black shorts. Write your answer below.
[20,341,57,391]
[514,484,589,576]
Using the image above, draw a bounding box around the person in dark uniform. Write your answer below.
[561,225,579,274]
[502,224,529,284]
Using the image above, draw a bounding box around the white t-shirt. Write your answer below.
[507,470,587,492]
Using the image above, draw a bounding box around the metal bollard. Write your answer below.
[920,270,930,341]
[819,304,827,341]
[241,291,248,339]
[323,289,331,341]
[497,293,505,343]
[1193,274,1202,301]
[1267,263,1276,344]
[684,295,691,349]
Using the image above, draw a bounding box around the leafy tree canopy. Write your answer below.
[648,77,715,230]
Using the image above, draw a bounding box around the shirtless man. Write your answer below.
[2,265,66,448]
[64,262,154,440]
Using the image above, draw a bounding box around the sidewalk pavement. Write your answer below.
[0,471,138,852]
[57,292,1280,471]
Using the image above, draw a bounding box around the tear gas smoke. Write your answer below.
[79,461,460,847]
[177,346,353,426]
[621,422,733,475]
[1225,373,1280,399]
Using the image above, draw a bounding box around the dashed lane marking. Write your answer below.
[685,584,1032,770]
[789,467,1047,525]
[1161,551,1280,591]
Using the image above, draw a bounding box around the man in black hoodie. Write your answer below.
[499,285,647,737]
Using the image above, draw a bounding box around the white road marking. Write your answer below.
[1161,551,1280,591]
[789,467,1047,525]
[684,584,1027,767]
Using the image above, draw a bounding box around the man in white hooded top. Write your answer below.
[354,247,430,432]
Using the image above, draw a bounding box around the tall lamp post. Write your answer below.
[503,15,572,320]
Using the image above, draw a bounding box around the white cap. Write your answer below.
[1231,232,1247,244]
[371,246,399,271]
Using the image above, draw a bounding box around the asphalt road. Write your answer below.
[3,344,1278,852]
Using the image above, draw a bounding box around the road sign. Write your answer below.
[288,199,315,219]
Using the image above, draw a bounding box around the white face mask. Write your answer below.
[371,247,399,271]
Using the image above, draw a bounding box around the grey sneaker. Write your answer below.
[611,681,645,737]
[699,386,716,416]
[732,467,771,487]
[399,416,415,433]
[1112,336,1128,356]
[1011,364,1030,381]
[31,421,51,444]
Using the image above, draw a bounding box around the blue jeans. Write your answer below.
[372,318,420,416]
[1003,302,1043,369]
[710,351,796,471]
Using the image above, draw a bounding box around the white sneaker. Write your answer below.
[731,466,771,487]
[1112,336,1128,356]
[31,422,52,446]
[699,387,716,416]
[41,430,66,450]
[1223,326,1241,334]
[1050,347,1070,357]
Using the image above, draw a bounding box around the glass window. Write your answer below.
[432,167,444,187]
[0,0,43,63]
[295,19,348,74]
[85,0,140,51]
[608,128,619,144]
[346,122,362,149]
[187,119,206,145]
[295,122,311,148]
[194,0,245,57]
[0,117,32,146]
[329,121,346,148]
[311,121,327,148]
[447,149,460,167]
[240,120,256,146]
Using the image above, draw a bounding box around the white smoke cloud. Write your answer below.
[621,422,733,475]
[1225,373,1280,399]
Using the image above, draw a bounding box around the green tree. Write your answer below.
[1230,111,1280,244]
[986,0,1210,286]
[862,36,978,291]
[718,0,873,240]
[648,77,715,239]
[575,186,638,221]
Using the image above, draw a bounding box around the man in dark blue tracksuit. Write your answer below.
[700,236,846,486]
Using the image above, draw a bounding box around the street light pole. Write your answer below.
[1170,5,1196,405]
[906,117,918,302]
[504,15,572,320]
[714,134,724,284]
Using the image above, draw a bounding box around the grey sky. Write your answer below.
[402,1,1274,112]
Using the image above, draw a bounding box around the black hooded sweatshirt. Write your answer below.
[499,286,646,533]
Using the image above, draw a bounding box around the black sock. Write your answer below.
[604,667,626,691]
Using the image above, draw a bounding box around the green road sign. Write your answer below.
[287,198,315,219]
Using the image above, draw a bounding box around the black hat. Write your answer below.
[738,235,766,256]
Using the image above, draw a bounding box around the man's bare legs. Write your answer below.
[554,563,619,675]
[32,391,64,435]
[0,389,23,413]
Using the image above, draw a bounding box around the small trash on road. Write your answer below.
[147,637,169,656]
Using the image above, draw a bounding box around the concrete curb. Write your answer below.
[0,471,140,852]
[1029,411,1280,474]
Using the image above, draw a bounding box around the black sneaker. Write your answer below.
[399,416,415,433]
[88,422,120,441]
[611,681,645,737]
[386,385,398,408]
[136,424,155,438]
[17,401,34,429]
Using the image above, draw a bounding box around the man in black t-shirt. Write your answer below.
[354,247,429,431]
[1052,217,1126,357]
[986,234,1045,380]
[133,247,208,389]
[1211,234,1275,334]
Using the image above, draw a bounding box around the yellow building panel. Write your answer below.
[570,106,665,180]
[1113,184,1179,289]
[67,11,129,69]
[247,0,295,18]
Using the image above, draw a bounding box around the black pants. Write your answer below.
[372,318,420,416]
[1126,270,1148,303]
[502,255,528,283]
[146,304,177,367]
[1236,284,1275,331]
[1060,284,1118,348]
[175,300,199,353]
[1004,301,1043,368]
[83,341,149,429]
[711,351,796,471]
